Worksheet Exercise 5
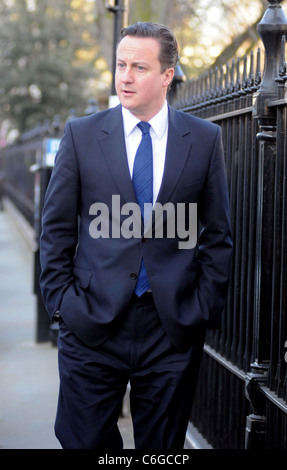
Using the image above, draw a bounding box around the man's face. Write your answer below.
[115,35,174,121]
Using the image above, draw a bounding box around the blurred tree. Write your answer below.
[0,0,102,132]
[172,0,266,77]
[203,0,267,69]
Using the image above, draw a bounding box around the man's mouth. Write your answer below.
[122,89,135,95]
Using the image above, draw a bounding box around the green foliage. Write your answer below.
[0,0,100,132]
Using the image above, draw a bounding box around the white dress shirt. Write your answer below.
[121,101,168,204]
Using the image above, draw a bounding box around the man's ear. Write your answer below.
[163,68,175,88]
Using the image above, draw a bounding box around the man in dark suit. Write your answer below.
[40,22,232,449]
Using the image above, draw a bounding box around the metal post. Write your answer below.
[245,0,287,448]
[32,167,53,342]
[105,0,129,96]
[30,119,62,344]
[167,61,186,106]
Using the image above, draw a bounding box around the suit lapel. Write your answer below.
[156,106,193,206]
[98,105,137,205]
[98,105,193,211]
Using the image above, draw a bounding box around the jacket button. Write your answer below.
[130,272,137,280]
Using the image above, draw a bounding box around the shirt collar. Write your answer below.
[122,100,168,139]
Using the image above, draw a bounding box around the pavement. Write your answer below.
[0,206,134,450]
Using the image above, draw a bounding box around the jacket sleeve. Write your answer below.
[196,125,233,328]
[39,122,80,319]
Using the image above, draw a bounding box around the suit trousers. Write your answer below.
[55,292,205,449]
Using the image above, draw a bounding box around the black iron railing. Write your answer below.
[171,0,287,449]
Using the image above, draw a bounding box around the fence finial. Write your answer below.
[253,0,287,127]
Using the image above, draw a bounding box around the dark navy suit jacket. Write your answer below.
[40,104,232,351]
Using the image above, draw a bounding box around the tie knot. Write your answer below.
[137,121,150,135]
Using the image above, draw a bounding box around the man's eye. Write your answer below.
[117,63,125,69]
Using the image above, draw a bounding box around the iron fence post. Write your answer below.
[105,0,129,96]
[245,0,287,448]
[30,119,63,344]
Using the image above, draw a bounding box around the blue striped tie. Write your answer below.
[132,121,153,296]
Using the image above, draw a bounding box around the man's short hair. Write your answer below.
[120,22,179,73]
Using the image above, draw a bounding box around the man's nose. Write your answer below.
[122,66,134,83]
